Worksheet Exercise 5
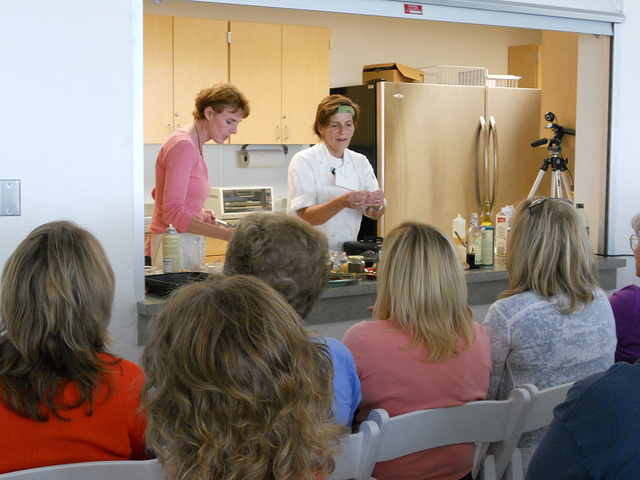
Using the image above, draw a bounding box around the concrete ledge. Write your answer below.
[137,256,627,345]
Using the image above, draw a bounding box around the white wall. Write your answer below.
[0,1,145,362]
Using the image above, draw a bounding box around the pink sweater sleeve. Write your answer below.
[161,139,201,232]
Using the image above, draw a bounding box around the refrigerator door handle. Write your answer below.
[475,115,488,212]
[489,115,499,212]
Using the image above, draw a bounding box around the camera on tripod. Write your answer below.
[531,111,576,153]
[527,112,576,201]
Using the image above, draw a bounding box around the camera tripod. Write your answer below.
[528,112,575,201]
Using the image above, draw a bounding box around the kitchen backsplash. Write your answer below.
[144,143,309,214]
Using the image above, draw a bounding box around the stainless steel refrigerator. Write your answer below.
[332,82,545,238]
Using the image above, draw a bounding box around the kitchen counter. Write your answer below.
[137,256,626,344]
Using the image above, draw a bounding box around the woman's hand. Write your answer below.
[362,189,385,209]
[201,209,217,224]
[343,191,368,210]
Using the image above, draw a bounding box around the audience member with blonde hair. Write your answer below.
[342,222,492,480]
[142,275,345,480]
[482,197,616,472]
[223,212,361,427]
[0,221,147,474]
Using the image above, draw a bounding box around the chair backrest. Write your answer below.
[0,459,162,480]
[520,382,574,431]
[329,420,381,480]
[367,387,531,480]
[490,382,574,480]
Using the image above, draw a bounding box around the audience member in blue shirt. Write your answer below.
[223,212,361,427]
[526,361,640,480]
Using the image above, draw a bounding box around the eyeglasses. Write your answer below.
[528,197,573,217]
[631,234,639,252]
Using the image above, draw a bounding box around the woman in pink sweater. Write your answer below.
[343,222,492,480]
[146,83,250,270]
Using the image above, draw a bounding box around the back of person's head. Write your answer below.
[504,197,598,312]
[374,222,475,361]
[142,275,344,480]
[632,211,640,236]
[223,213,330,318]
[0,220,115,421]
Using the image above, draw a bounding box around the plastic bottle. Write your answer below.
[495,205,514,257]
[466,213,482,269]
[163,224,181,273]
[575,203,590,237]
[480,201,495,267]
[453,214,467,263]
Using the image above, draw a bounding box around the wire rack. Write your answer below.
[420,65,520,88]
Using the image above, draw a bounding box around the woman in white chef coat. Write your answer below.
[287,95,385,252]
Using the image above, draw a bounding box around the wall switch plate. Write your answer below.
[0,180,21,216]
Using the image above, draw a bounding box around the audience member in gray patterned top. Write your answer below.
[482,197,616,475]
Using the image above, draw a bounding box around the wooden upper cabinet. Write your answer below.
[282,25,330,145]
[143,15,228,144]
[229,21,282,144]
[144,15,173,144]
[508,44,541,89]
[229,21,330,145]
[144,16,330,145]
[173,17,229,132]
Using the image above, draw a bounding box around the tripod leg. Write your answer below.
[561,171,573,203]
[528,170,546,199]
[551,171,558,197]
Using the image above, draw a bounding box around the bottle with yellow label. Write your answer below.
[162,224,181,273]
[480,201,494,267]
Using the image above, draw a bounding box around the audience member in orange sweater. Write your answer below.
[142,275,346,480]
[343,222,492,480]
[0,221,148,474]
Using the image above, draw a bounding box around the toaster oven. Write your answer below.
[204,186,274,220]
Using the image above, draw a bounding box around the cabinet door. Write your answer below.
[229,21,282,144]
[144,15,173,144]
[508,44,541,89]
[173,17,229,132]
[282,25,330,145]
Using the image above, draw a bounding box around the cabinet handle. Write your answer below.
[276,125,281,140]
[285,126,289,140]
[168,124,173,134]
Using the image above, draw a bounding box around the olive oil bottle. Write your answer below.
[480,201,494,267]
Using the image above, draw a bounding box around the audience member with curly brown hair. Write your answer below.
[142,275,345,480]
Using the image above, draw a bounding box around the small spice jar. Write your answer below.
[347,255,365,274]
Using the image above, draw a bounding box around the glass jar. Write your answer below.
[347,255,365,274]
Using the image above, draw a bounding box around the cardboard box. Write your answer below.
[362,63,425,84]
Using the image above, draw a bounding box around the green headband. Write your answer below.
[336,105,355,116]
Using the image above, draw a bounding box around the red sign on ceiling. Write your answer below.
[404,4,423,15]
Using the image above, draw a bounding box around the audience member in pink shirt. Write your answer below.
[146,83,250,270]
[343,222,492,480]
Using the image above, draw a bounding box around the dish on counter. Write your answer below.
[328,272,357,286]
[328,277,358,287]
[364,266,377,280]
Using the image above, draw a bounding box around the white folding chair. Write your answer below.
[329,419,381,480]
[368,387,531,480]
[491,382,575,480]
[0,459,162,480]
